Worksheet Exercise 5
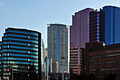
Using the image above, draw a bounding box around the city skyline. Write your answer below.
[0,1,120,79]
[0,0,120,47]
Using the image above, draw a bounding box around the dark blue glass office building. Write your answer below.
[1,28,41,80]
[103,6,120,45]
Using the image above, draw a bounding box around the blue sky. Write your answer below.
[0,0,120,47]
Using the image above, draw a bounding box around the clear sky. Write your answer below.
[0,0,120,47]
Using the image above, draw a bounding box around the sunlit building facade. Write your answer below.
[102,6,120,45]
[70,8,94,75]
[48,24,69,73]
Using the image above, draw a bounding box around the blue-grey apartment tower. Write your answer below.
[103,6,120,45]
[48,24,69,73]
[1,28,41,80]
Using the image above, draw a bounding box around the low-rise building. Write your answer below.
[85,42,120,78]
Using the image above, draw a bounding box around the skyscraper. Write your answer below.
[102,6,120,45]
[48,24,68,73]
[1,28,41,80]
[90,10,105,42]
[70,8,94,75]
[70,5,120,75]
[89,6,120,45]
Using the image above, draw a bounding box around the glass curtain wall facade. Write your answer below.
[1,28,41,80]
[48,24,68,73]
[103,6,120,45]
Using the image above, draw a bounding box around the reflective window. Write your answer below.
[30,59,38,62]
[30,36,38,40]
[9,61,30,65]
[34,63,38,66]
[2,53,9,56]
[3,61,9,64]
[3,49,28,53]
[3,38,38,43]
[2,46,38,51]
[10,53,29,57]
[30,55,38,58]
[6,30,38,36]
[3,57,28,61]
[30,44,38,47]
[3,42,28,46]
[4,34,38,40]
[4,34,27,38]
[3,42,38,48]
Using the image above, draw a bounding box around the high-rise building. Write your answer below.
[102,6,120,45]
[90,10,105,42]
[1,28,41,80]
[89,6,120,45]
[48,24,68,73]
[70,5,120,75]
[70,8,94,75]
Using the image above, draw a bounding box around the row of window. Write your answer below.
[3,42,38,47]
[6,30,39,36]
[2,65,38,69]
[90,68,120,72]
[2,53,38,58]
[3,49,38,55]
[91,60,120,65]
[4,34,38,40]
[91,52,120,59]
[3,38,38,44]
[3,65,19,68]
[2,45,38,51]
[2,57,38,62]
[3,61,38,65]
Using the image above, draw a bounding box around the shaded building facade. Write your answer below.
[48,24,69,73]
[70,48,78,74]
[1,28,41,80]
[90,10,105,42]
[85,42,120,78]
